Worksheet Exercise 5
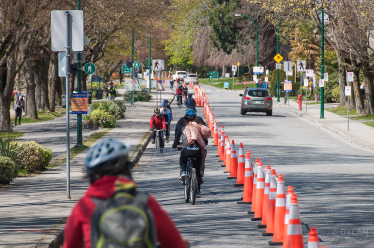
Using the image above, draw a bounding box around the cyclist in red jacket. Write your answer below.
[150,108,166,153]
[63,138,188,248]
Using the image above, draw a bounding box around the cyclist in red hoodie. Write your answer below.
[150,108,166,153]
[63,138,188,248]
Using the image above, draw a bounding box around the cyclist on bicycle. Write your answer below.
[175,85,184,106]
[150,108,166,153]
[160,103,171,143]
[185,93,196,110]
[173,109,211,197]
[163,99,173,120]
[182,85,188,103]
[170,79,175,90]
[63,138,188,248]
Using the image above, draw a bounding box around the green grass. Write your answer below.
[0,132,23,139]
[48,128,112,168]
[199,77,256,90]
[19,111,64,124]
[363,121,374,128]
[326,106,357,116]
[351,114,374,120]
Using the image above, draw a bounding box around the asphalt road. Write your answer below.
[134,84,374,248]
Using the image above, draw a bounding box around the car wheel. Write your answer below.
[266,110,272,116]
[240,108,246,115]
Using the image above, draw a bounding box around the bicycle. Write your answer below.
[153,129,164,157]
[183,157,198,205]
[176,94,183,108]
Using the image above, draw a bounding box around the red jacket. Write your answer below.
[176,88,184,96]
[63,176,185,248]
[150,115,166,130]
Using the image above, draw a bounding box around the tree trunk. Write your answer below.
[49,53,58,112]
[363,68,374,115]
[0,52,16,131]
[24,60,38,119]
[335,49,346,106]
[352,66,364,114]
[35,62,42,111]
[221,65,225,77]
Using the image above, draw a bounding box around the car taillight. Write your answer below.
[244,96,251,100]
[265,97,272,101]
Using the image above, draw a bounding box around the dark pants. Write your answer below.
[177,95,182,104]
[15,108,22,124]
[180,147,202,189]
[152,130,164,148]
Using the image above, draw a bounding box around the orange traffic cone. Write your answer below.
[234,144,245,187]
[248,158,259,214]
[306,227,319,248]
[228,140,238,179]
[238,151,252,204]
[251,161,264,221]
[284,194,304,248]
[283,186,294,248]
[224,137,231,173]
[216,129,221,157]
[219,132,225,162]
[213,124,219,146]
[269,174,286,246]
[259,165,272,228]
[263,169,277,236]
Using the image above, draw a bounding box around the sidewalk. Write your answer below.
[274,99,374,150]
[0,93,174,248]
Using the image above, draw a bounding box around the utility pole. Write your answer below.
[277,14,280,102]
[76,0,83,146]
[320,8,325,119]
[148,20,152,93]
[131,28,134,106]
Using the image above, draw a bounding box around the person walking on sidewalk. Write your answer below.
[14,95,24,126]
[107,81,116,100]
[63,138,189,248]
[150,108,166,153]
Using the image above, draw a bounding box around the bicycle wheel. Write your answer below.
[184,181,190,203]
[155,134,159,157]
[190,168,197,205]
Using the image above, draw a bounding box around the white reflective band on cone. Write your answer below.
[245,159,251,168]
[238,157,245,163]
[231,152,237,158]
[287,224,302,235]
[245,171,252,177]
[275,198,286,207]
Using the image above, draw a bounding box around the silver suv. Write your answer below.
[239,88,273,116]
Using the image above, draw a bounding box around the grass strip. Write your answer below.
[351,114,374,120]
[20,111,65,124]
[326,106,357,116]
[363,121,374,128]
[48,128,112,168]
[0,132,23,139]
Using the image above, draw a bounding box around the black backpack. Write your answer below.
[90,184,157,248]
[109,86,115,95]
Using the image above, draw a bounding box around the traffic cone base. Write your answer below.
[262,232,273,236]
[237,201,251,204]
[227,176,237,179]
[223,171,230,173]
[257,224,266,228]
[234,183,244,187]
[248,210,255,214]
[268,241,283,246]
[251,217,262,221]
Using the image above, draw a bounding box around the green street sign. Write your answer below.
[84,63,96,75]
[122,65,132,73]
[209,71,219,79]
[133,61,140,68]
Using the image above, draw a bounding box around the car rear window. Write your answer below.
[178,72,187,75]
[188,75,197,77]
[247,90,268,97]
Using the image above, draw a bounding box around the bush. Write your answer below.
[101,114,117,128]
[91,109,116,127]
[91,109,106,125]
[42,147,53,168]
[0,156,19,184]
[0,137,26,163]
[13,141,44,173]
[124,89,152,102]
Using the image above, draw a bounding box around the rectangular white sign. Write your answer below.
[347,72,354,82]
[276,63,282,70]
[287,71,293,76]
[253,67,264,74]
[265,77,268,82]
[306,70,314,77]
[152,60,164,71]
[304,79,309,87]
[266,70,269,75]
[319,79,325,87]
[324,73,328,81]
[253,75,257,81]
[232,65,237,72]
[345,86,351,96]
[297,60,306,72]
[283,61,292,72]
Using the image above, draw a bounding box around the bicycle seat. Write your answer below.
[188,158,196,161]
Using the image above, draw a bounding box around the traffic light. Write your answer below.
[126,61,132,68]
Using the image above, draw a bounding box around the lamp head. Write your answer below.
[234,14,242,17]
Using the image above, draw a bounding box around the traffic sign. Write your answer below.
[347,72,354,82]
[297,60,306,72]
[84,63,96,74]
[122,65,132,73]
[152,60,164,71]
[319,79,325,87]
[304,79,309,86]
[209,71,219,79]
[345,86,351,96]
[232,65,237,71]
[265,77,268,82]
[276,63,282,70]
[237,62,240,66]
[266,70,269,75]
[286,71,293,76]
[284,80,292,92]
[283,61,292,72]
[324,73,328,81]
[274,54,283,63]
[224,82,229,88]
[133,61,140,68]
[306,70,314,77]
[253,67,264,74]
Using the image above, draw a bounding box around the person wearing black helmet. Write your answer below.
[150,108,166,153]
[63,138,188,248]
[185,93,196,110]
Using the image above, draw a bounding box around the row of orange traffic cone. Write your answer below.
[196,85,327,248]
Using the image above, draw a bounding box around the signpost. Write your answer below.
[284,80,292,106]
[84,63,96,75]
[232,65,237,89]
[209,71,219,83]
[304,78,309,112]
[275,63,282,70]
[152,60,164,71]
[297,60,306,72]
[224,82,230,89]
[274,54,283,63]
[133,61,140,68]
[237,62,240,76]
[306,70,314,77]
[71,92,88,114]
[123,65,132,74]
[346,72,354,130]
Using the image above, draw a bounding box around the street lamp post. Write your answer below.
[148,20,152,93]
[235,14,258,86]
[277,14,280,102]
[320,9,325,119]
[76,0,83,146]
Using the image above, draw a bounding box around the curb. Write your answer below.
[132,131,152,165]
[293,110,374,151]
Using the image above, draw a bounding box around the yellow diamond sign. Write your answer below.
[237,61,240,66]
[274,54,283,63]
